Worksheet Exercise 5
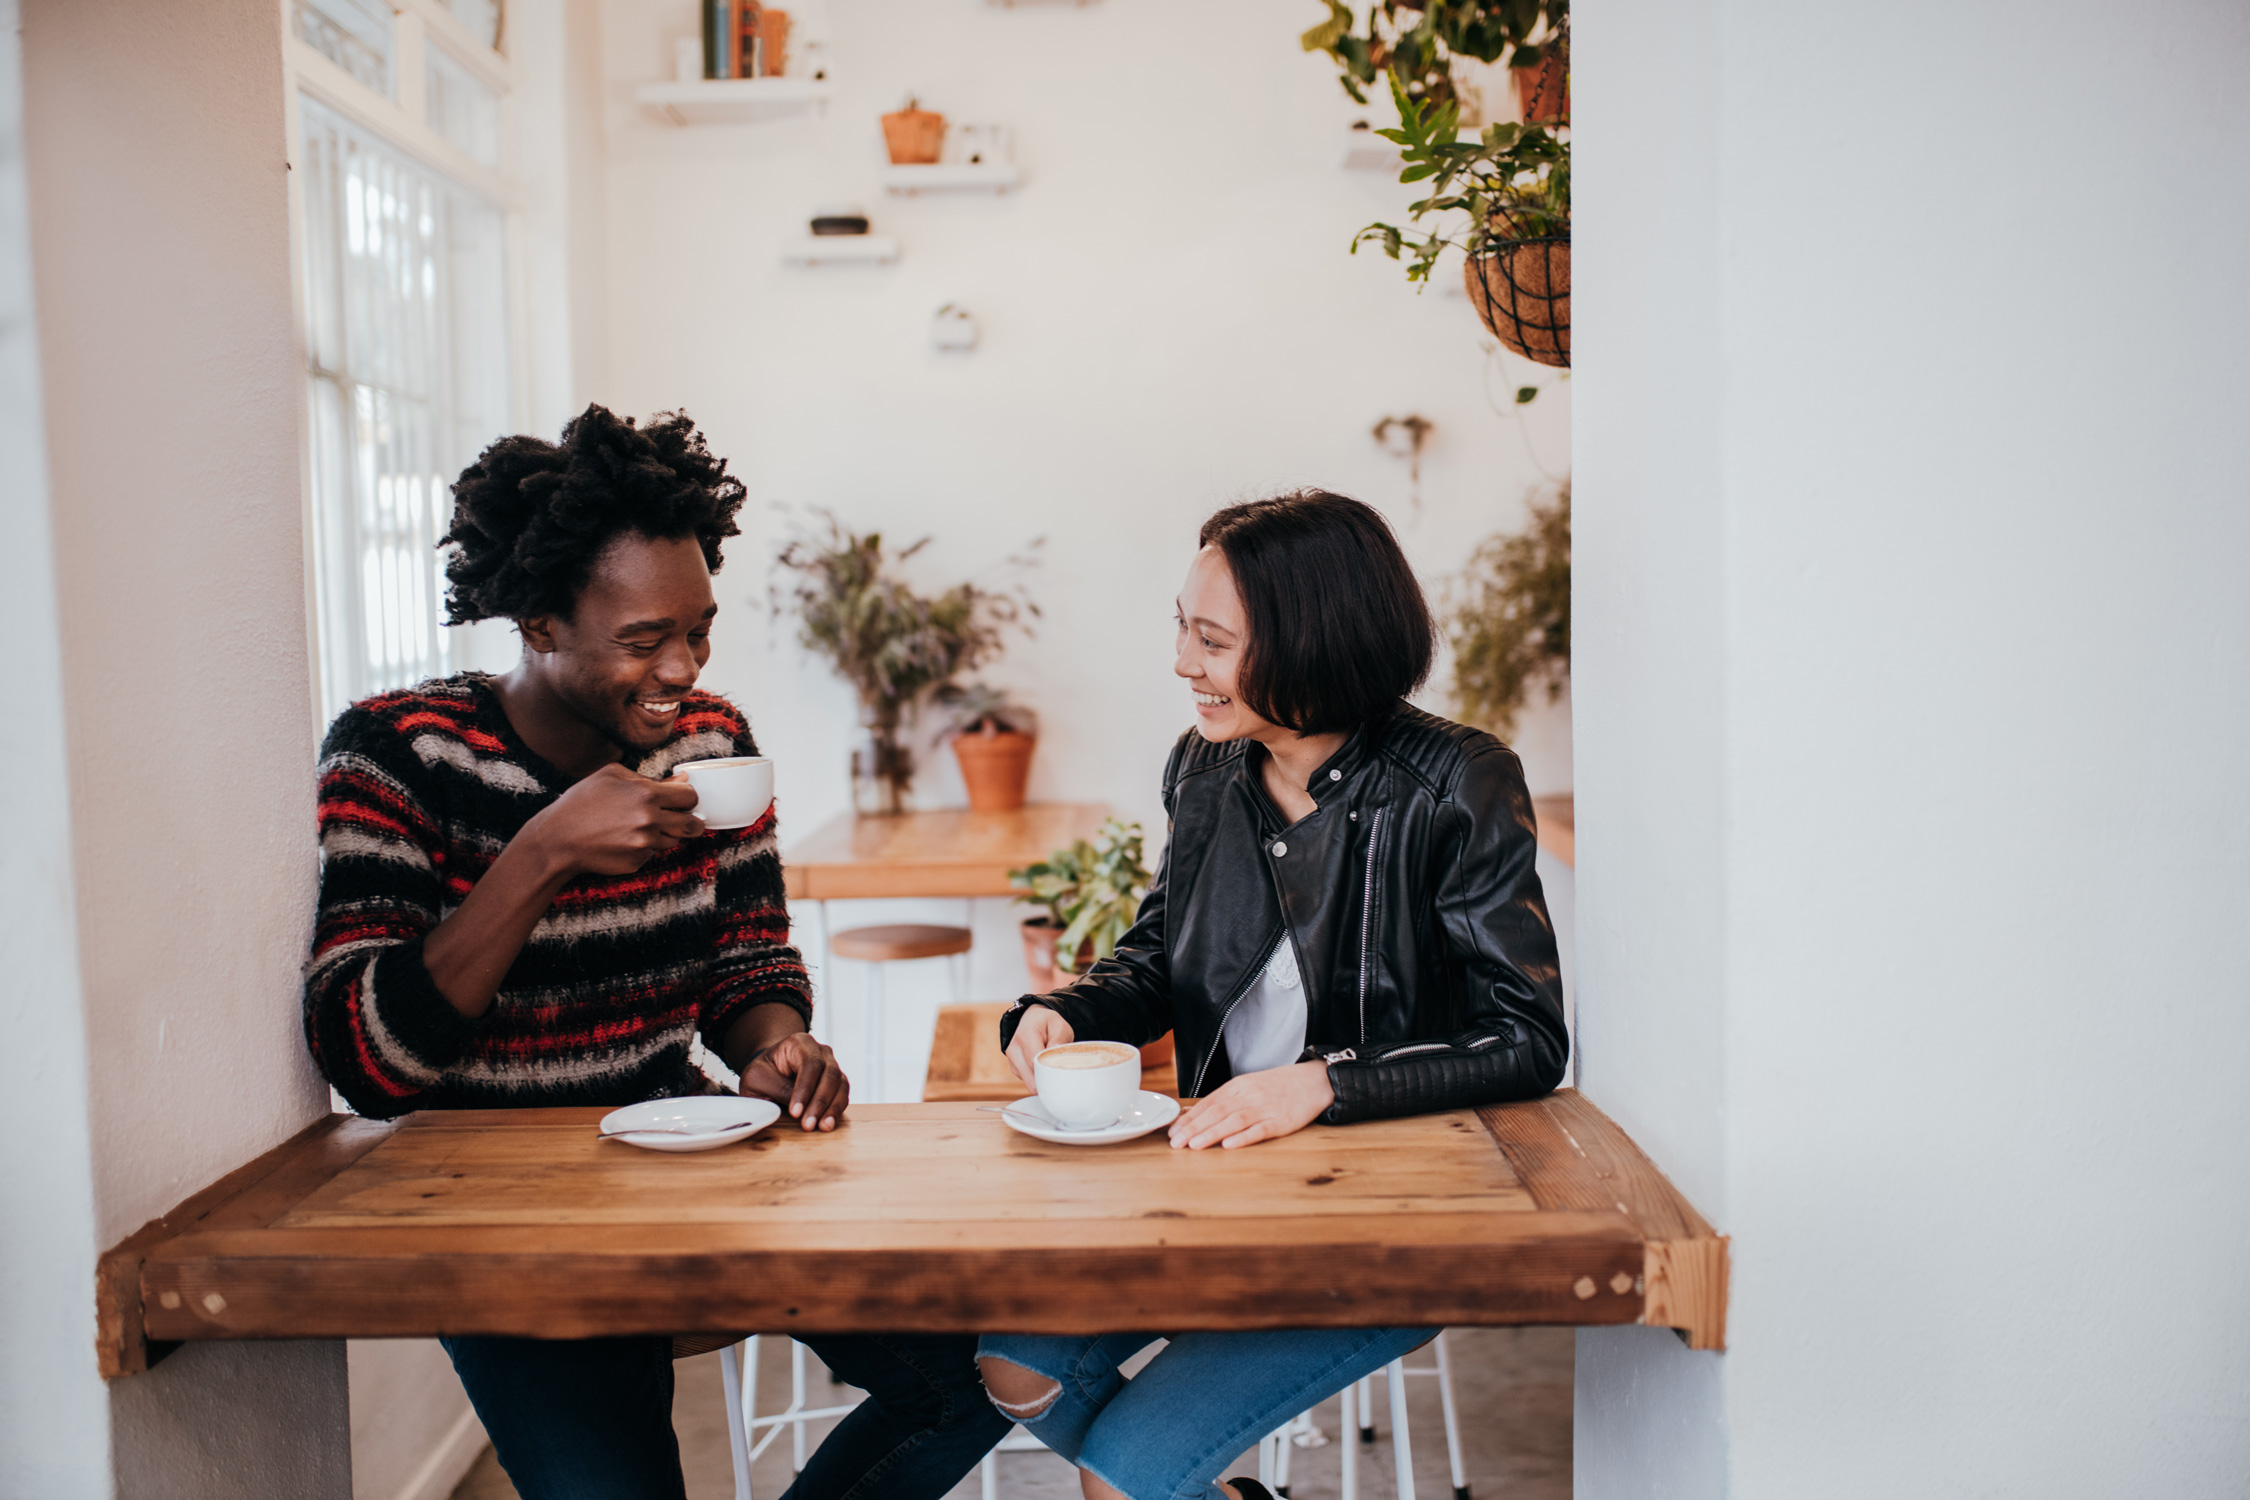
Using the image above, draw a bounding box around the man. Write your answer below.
[305,405,1008,1500]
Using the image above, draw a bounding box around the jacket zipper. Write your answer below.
[1190,925,1286,1097]
[1355,807,1384,1046]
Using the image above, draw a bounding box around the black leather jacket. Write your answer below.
[1000,705,1568,1123]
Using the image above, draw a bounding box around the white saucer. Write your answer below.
[999,1091,1181,1146]
[599,1097,782,1153]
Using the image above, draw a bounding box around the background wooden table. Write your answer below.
[98,1091,1726,1378]
[922,1001,1178,1101]
[784,803,1114,901]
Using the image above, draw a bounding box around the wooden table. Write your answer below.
[784,803,1114,901]
[97,1091,1727,1378]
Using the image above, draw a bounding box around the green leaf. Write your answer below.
[1398,163,1442,182]
[1515,386,1540,405]
[1300,1,1351,54]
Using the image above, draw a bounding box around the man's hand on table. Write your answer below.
[721,1002,849,1131]
[737,1033,849,1131]
[1168,1061,1333,1150]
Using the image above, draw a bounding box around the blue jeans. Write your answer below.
[975,1328,1435,1500]
[443,1332,1011,1500]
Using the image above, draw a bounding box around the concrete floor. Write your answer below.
[449,1329,1570,1500]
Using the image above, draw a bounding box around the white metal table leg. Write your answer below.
[720,1341,754,1500]
[810,901,833,1048]
[1433,1332,1469,1500]
[865,960,886,1102]
[1356,1375,1376,1444]
[1339,1382,1357,1500]
[791,1338,811,1472]
[1385,1359,1416,1500]
[981,1449,997,1500]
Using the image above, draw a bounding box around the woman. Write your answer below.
[980,492,1568,1500]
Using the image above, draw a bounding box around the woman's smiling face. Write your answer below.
[1176,545,1278,744]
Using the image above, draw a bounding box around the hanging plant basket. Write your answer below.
[1464,235,1570,368]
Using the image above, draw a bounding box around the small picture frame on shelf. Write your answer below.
[948,124,1013,167]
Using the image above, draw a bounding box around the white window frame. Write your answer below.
[282,0,533,727]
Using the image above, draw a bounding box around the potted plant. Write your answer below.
[937,681,1039,812]
[774,513,1036,815]
[1008,819,1171,1065]
[1308,2,1572,365]
[1446,479,1570,734]
[1301,0,1566,119]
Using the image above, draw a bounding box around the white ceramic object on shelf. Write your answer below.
[636,77,833,126]
[931,304,978,351]
[782,234,899,266]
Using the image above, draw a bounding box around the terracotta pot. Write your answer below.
[1511,47,1568,124]
[1017,917,1083,995]
[1464,237,1570,368]
[880,106,946,165]
[952,729,1034,812]
[1017,918,1174,1067]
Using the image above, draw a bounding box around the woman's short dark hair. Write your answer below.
[1198,491,1434,734]
[439,403,746,623]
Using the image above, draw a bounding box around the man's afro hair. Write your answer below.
[440,404,746,623]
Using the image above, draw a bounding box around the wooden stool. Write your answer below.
[829,924,972,1102]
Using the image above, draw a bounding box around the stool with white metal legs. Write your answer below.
[975,1425,1048,1500]
[713,1336,868,1500]
[1257,1331,1469,1500]
[829,924,972,1103]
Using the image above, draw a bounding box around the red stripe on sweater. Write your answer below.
[339,970,418,1099]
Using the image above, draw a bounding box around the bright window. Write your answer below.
[286,1,517,722]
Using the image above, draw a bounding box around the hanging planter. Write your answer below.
[1331,10,1573,360]
[1464,234,1569,367]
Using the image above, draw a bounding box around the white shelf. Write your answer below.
[1341,129,1401,170]
[879,162,1021,195]
[636,77,833,126]
[782,235,900,266]
[1341,125,1485,170]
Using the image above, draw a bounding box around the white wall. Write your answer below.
[15,0,350,1493]
[590,0,1574,829]
[1575,2,2250,1496]
[585,0,1572,1056]
[0,1,110,1491]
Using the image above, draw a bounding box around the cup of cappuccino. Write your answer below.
[675,756,774,831]
[1033,1041,1141,1130]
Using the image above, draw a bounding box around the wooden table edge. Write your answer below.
[96,1113,398,1378]
[100,1091,1728,1374]
[1477,1090,1730,1350]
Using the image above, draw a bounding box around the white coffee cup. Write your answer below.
[676,756,774,831]
[1033,1041,1141,1131]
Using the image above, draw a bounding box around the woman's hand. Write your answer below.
[1169,1061,1335,1150]
[737,1032,850,1131]
[1003,1005,1075,1089]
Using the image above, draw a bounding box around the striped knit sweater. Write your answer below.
[304,672,811,1119]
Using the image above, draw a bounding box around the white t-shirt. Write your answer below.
[1222,936,1309,1076]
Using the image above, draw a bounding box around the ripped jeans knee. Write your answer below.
[974,1334,1146,1466]
[978,1356,1063,1421]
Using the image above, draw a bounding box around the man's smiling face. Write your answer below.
[528,532,717,754]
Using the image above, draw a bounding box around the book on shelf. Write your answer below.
[702,1,791,80]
